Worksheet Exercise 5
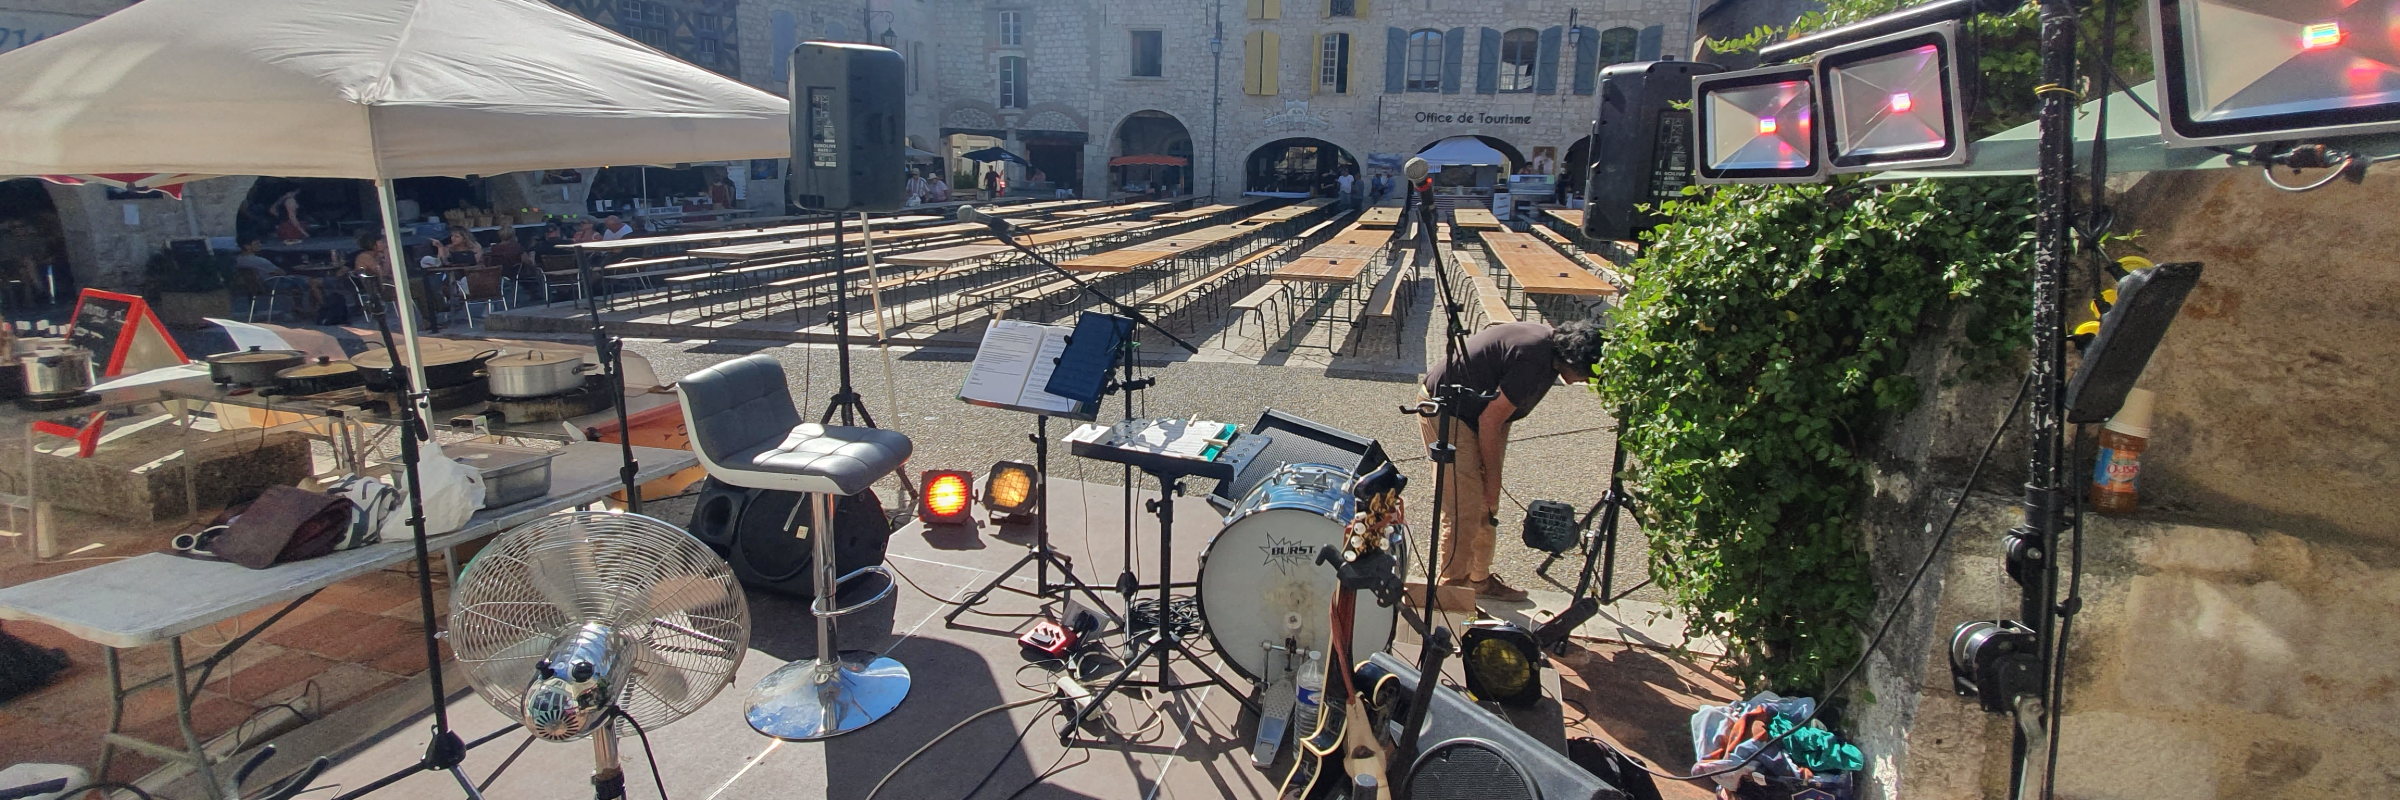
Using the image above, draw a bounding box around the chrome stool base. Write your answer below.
[745,650,912,740]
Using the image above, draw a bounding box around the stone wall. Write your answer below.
[1856,166,2400,800]
[43,177,254,291]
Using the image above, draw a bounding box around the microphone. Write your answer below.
[958,205,1019,235]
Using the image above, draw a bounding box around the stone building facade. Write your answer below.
[917,0,1694,201]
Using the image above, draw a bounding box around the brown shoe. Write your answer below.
[1457,576,1528,602]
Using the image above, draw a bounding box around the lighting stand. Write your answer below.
[817,215,883,429]
[575,256,642,511]
[328,274,497,800]
[1995,3,2080,798]
[1533,432,1644,650]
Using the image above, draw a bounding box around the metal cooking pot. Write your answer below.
[485,349,588,398]
[274,356,364,396]
[21,346,94,399]
[205,346,307,385]
[350,343,499,391]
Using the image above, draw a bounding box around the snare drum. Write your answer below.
[1198,463,1407,685]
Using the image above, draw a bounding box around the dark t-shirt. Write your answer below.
[1423,321,1557,431]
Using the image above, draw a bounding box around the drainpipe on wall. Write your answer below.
[1209,0,1223,199]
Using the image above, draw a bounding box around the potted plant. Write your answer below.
[142,246,235,327]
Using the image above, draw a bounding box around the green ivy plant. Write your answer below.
[1591,0,2162,690]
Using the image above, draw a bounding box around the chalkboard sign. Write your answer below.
[66,289,187,377]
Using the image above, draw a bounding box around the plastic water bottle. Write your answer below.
[1292,649,1327,736]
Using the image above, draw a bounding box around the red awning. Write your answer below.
[1109,154,1188,167]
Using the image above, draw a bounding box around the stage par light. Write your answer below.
[1693,64,1827,184]
[2151,0,2400,147]
[1816,22,1970,173]
[920,470,974,525]
[984,460,1038,519]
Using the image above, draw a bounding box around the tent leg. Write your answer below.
[374,179,434,414]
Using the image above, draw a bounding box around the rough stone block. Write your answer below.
[2133,524,2257,574]
[0,425,312,523]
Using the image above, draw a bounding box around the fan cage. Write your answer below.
[450,511,750,734]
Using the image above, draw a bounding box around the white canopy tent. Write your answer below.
[0,0,790,393]
[1416,136,1510,172]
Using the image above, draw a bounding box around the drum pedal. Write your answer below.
[1251,641,1299,768]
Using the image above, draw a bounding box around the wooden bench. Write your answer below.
[1138,258,1248,323]
[1456,255,1515,327]
[1230,279,1291,344]
[1355,261,1412,356]
[992,276,1083,320]
[1530,224,1577,252]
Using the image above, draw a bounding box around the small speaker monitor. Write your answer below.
[789,41,907,212]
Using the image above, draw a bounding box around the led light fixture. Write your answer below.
[1460,620,1546,707]
[983,460,1038,519]
[2150,0,2400,147]
[1693,63,1826,184]
[919,470,974,525]
[1816,21,1969,173]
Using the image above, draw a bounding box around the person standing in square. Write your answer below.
[1418,319,1605,600]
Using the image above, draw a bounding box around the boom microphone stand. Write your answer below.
[1391,159,1474,784]
[328,274,503,800]
[574,253,642,512]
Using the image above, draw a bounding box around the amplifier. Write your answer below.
[1209,409,1387,511]
[1358,651,1628,800]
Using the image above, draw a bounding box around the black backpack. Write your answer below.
[1566,737,1665,800]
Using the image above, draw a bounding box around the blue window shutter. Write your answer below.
[1535,26,1562,95]
[1385,27,1407,93]
[1475,28,1499,95]
[1572,26,1599,95]
[1440,26,1464,94]
[1637,25,1663,61]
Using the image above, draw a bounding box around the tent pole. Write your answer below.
[369,177,436,408]
[374,178,434,409]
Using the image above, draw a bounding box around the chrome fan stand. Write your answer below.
[744,493,909,739]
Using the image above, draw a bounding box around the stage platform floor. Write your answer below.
[310,475,1727,800]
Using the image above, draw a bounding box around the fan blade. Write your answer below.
[635,657,693,712]
[526,534,606,620]
[642,573,735,620]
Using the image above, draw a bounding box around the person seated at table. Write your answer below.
[486,229,527,268]
[437,228,483,267]
[412,255,454,333]
[234,238,318,313]
[572,221,602,243]
[601,215,636,241]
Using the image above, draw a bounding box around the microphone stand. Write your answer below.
[327,274,501,800]
[1391,174,1477,789]
[576,252,641,512]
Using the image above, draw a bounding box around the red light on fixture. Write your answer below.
[1890,92,1914,113]
[920,470,974,524]
[1758,117,1779,134]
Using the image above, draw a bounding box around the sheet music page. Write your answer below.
[1016,332,1079,414]
[960,321,1041,407]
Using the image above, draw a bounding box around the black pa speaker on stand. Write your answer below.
[788,42,907,213]
[1358,651,1630,800]
[1583,61,1725,242]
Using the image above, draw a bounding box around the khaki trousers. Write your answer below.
[1420,414,1495,583]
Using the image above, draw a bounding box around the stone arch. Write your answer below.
[1242,137,1360,195]
[1108,111,1196,197]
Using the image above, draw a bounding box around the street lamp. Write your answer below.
[865,9,897,49]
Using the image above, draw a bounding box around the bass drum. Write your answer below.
[1198,463,1406,686]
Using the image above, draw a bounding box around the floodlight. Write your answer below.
[919,470,974,524]
[984,460,1038,518]
[1817,21,1970,173]
[2150,0,2400,148]
[1693,63,1826,184]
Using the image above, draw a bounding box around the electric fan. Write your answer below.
[450,511,751,799]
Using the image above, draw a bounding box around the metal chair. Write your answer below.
[457,265,507,327]
[242,272,310,322]
[676,354,913,740]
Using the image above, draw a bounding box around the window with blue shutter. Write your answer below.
[1636,25,1663,61]
[1385,27,1409,93]
[1534,26,1562,95]
[1440,26,1464,94]
[1571,26,1599,95]
[1476,28,1501,94]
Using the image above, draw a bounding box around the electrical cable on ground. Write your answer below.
[2040,423,2092,800]
[621,710,670,800]
[887,558,1043,618]
[1618,372,2033,784]
[861,693,1053,800]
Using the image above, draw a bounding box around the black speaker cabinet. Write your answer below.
[1209,409,1389,511]
[685,477,752,555]
[1583,60,1723,243]
[723,487,892,597]
[1360,651,1629,800]
[788,41,906,213]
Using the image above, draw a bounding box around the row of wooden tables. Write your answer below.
[1478,229,1615,300]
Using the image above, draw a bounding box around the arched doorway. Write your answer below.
[1561,135,1594,201]
[1243,138,1358,197]
[0,179,71,300]
[241,178,374,245]
[1110,111,1193,198]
